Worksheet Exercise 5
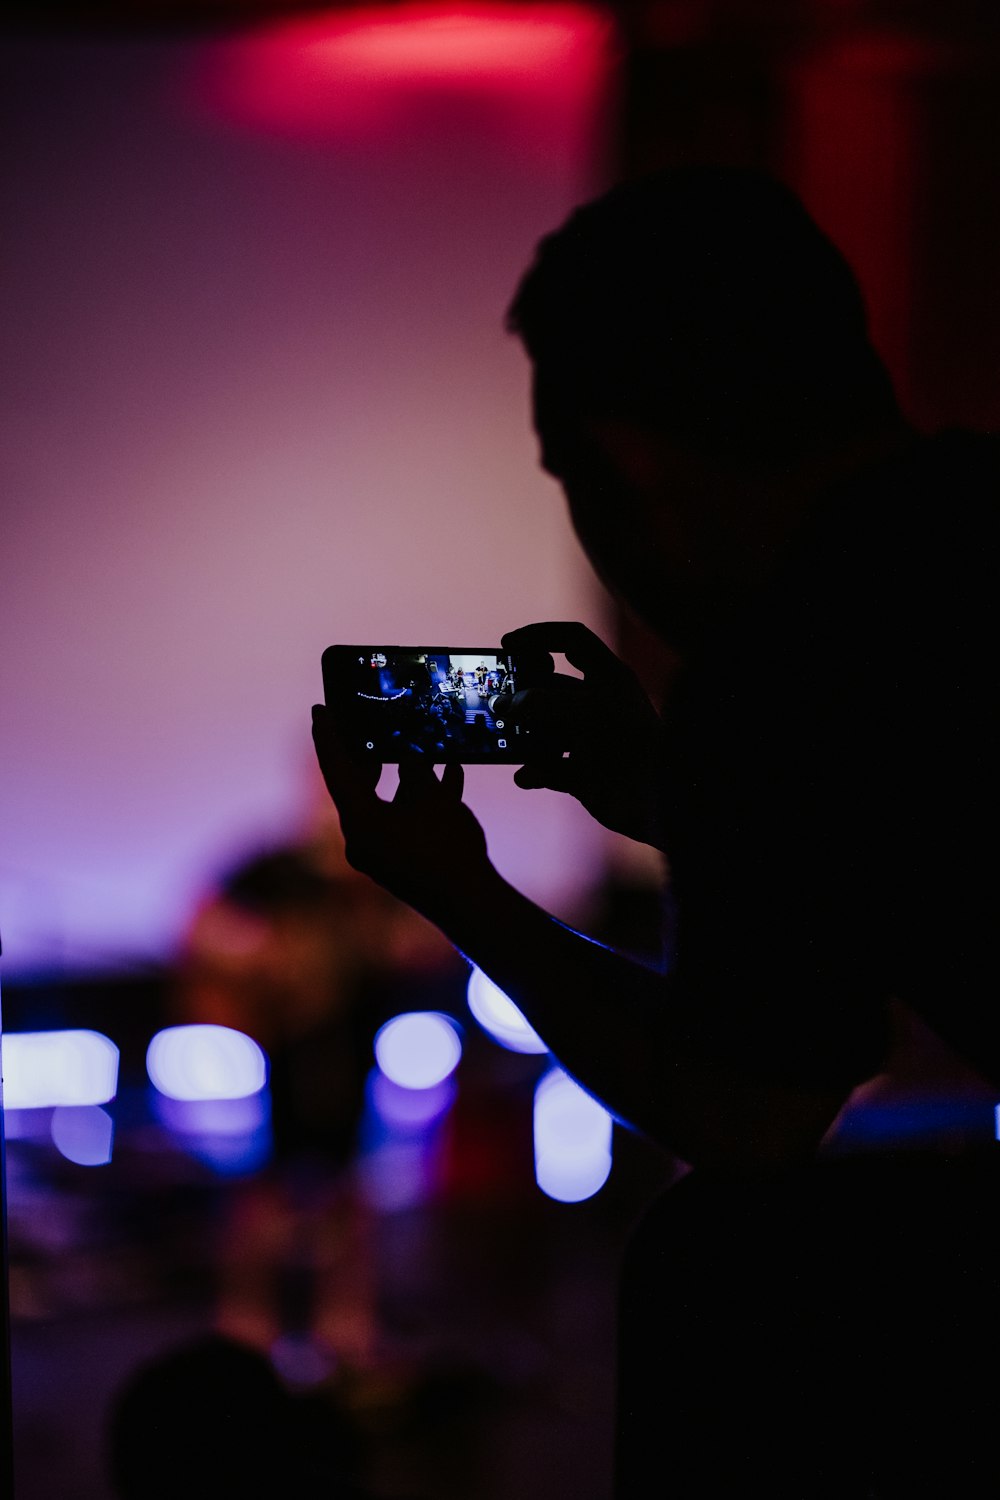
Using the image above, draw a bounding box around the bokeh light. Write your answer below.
[2,1029,119,1109]
[374,1011,462,1090]
[50,1104,114,1167]
[467,966,548,1054]
[370,1070,457,1129]
[533,1065,612,1203]
[152,1088,273,1176]
[146,1023,268,1101]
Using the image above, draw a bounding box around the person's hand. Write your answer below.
[311,705,493,921]
[502,622,667,848]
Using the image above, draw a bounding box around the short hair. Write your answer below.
[507,166,900,470]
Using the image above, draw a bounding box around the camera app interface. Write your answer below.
[347,650,520,760]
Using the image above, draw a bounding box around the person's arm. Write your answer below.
[437,862,846,1175]
[311,708,847,1177]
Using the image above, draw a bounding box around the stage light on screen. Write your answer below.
[533,1065,612,1203]
[467,965,548,1054]
[2,1029,119,1110]
[374,1011,462,1090]
[50,1104,115,1167]
[146,1023,268,1101]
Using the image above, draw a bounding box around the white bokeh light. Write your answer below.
[2,1029,119,1109]
[374,1012,462,1090]
[146,1023,267,1101]
[533,1066,613,1203]
[467,967,548,1055]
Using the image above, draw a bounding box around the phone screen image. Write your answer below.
[322,646,529,763]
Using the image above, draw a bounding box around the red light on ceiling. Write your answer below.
[187,3,614,143]
[320,6,602,78]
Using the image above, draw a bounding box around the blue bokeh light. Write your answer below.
[466,967,547,1055]
[374,1012,462,1090]
[370,1070,456,1131]
[154,1091,270,1137]
[152,1088,273,1176]
[533,1066,613,1203]
[50,1104,115,1167]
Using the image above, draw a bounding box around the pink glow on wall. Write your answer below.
[188,5,613,156]
[0,20,615,976]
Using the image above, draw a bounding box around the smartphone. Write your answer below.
[322,645,555,763]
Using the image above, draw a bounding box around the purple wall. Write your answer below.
[0,7,617,975]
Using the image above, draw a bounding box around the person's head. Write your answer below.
[507,167,905,640]
[107,1335,356,1499]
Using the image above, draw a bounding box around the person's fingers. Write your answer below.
[393,750,440,804]
[501,623,559,676]
[503,621,623,682]
[311,706,382,810]
[502,622,560,651]
[440,761,465,802]
[513,764,548,789]
[513,759,577,795]
[512,682,590,740]
[499,626,556,686]
[560,623,632,681]
[396,749,435,778]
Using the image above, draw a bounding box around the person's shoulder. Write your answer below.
[812,426,999,577]
[755,426,996,678]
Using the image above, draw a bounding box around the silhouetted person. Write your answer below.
[313,168,999,1495]
[107,1334,360,1499]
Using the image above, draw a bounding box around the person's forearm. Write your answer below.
[441,863,667,1128]
[427,865,847,1176]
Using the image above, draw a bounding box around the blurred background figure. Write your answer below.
[174,829,458,1379]
[107,1333,364,1499]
